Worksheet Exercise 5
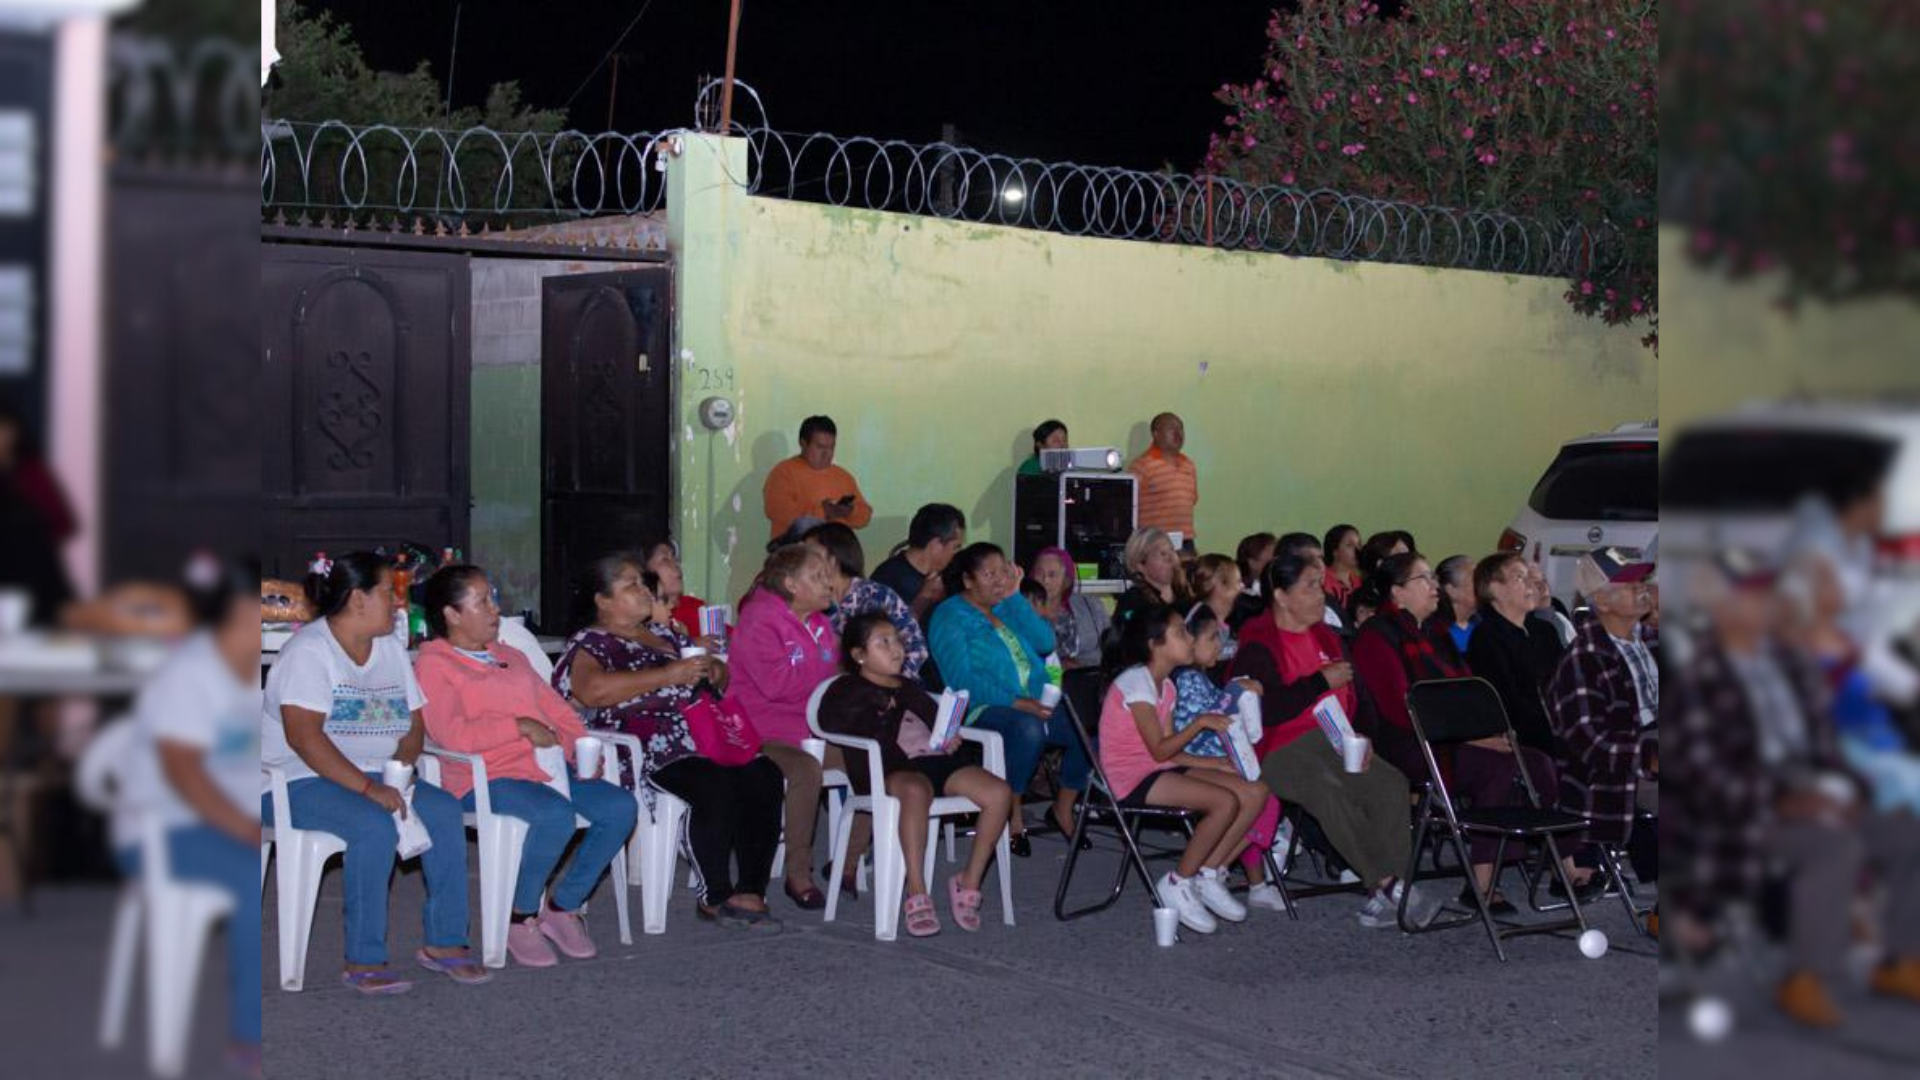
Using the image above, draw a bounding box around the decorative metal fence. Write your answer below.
[261,81,1613,276]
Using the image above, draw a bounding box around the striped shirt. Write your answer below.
[1128,446,1199,541]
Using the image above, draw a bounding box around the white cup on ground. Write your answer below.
[1038,683,1064,709]
[0,589,29,636]
[575,736,605,781]
[1342,735,1370,774]
[381,759,413,792]
[1153,906,1179,947]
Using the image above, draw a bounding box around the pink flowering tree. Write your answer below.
[1205,0,1658,347]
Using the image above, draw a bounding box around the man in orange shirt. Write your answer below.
[763,416,874,542]
[1127,412,1199,549]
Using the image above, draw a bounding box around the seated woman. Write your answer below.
[1466,552,1567,756]
[817,613,1016,935]
[416,564,639,966]
[1435,554,1480,654]
[1017,419,1070,477]
[119,556,262,1075]
[929,543,1090,855]
[643,539,727,650]
[1229,532,1277,632]
[1100,603,1268,934]
[260,551,488,994]
[1112,527,1194,627]
[803,522,928,682]
[1321,524,1363,611]
[1228,551,1441,930]
[1351,552,1562,915]
[553,553,785,930]
[726,544,846,910]
[1029,545,1109,670]
[1186,553,1246,674]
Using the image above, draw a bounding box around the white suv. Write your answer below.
[1660,398,1920,653]
[1498,421,1659,606]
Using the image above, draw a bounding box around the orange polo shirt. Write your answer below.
[1128,446,1199,542]
[762,456,873,539]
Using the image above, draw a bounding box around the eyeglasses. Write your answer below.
[1402,573,1437,585]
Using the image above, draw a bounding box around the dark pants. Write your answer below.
[648,755,784,908]
[1451,744,1560,865]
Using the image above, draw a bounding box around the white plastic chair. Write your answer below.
[262,764,347,991]
[806,678,1015,941]
[419,743,633,968]
[769,739,851,884]
[497,617,555,683]
[600,731,692,935]
[78,720,236,1079]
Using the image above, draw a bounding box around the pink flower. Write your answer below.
[1406,92,1419,104]
[1242,135,1257,150]
[1435,45,1449,57]
[1629,298,1645,313]
[1422,66,1436,77]
[1477,150,1498,165]
[1341,142,1367,156]
[1580,280,1595,296]
[1280,171,1295,185]
[1461,126,1475,139]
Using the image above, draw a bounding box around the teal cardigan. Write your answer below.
[928,592,1057,711]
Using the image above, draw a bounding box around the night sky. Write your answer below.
[306,0,1284,172]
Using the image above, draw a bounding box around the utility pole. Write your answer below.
[444,2,462,117]
[606,52,622,132]
[719,0,743,132]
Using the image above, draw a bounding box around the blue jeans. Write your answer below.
[115,826,261,1045]
[460,773,638,913]
[260,773,470,967]
[970,704,1091,799]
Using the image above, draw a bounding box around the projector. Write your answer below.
[1039,446,1123,473]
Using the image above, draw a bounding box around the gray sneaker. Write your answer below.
[1356,890,1396,929]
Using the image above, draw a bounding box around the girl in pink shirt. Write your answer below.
[1098,603,1269,935]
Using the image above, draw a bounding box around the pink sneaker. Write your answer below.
[539,904,597,960]
[506,917,558,968]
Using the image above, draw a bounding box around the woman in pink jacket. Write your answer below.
[415,565,638,968]
[727,543,843,909]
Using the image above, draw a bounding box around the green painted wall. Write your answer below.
[666,135,1657,603]
[1660,227,1920,431]
[470,364,542,615]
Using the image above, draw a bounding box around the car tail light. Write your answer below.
[1878,533,1920,575]
[1497,528,1528,553]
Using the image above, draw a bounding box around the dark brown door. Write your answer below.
[261,245,470,579]
[104,170,260,581]
[540,269,672,629]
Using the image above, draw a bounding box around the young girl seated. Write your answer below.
[1169,606,1287,912]
[817,613,1016,936]
[1099,603,1269,934]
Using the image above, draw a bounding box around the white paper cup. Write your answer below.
[1038,683,1064,709]
[679,645,708,660]
[575,736,605,781]
[0,589,28,636]
[1153,906,1179,947]
[1342,735,1370,774]
[381,759,413,791]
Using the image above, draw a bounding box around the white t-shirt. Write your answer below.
[117,633,262,847]
[261,618,425,788]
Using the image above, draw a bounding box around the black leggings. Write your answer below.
[648,755,785,908]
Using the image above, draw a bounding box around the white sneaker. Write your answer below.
[1246,882,1288,913]
[1356,890,1396,929]
[1159,872,1217,934]
[1196,867,1248,923]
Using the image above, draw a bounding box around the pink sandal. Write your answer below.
[903,892,941,937]
[947,876,983,932]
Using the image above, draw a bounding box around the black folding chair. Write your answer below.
[1052,668,1296,922]
[1403,678,1589,958]
[1523,808,1656,937]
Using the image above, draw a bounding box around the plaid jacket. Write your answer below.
[1544,613,1657,845]
[1665,636,1860,909]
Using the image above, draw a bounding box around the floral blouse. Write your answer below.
[829,576,929,681]
[552,624,701,810]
